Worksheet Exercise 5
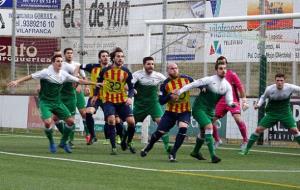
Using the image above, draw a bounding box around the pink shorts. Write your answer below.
[215,102,241,118]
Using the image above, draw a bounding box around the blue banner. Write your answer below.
[0,0,13,8]
[17,0,61,9]
[166,54,195,61]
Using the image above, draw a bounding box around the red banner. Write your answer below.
[0,37,60,64]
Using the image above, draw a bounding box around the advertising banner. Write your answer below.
[247,0,293,30]
[0,37,60,64]
[0,9,61,37]
[17,0,61,9]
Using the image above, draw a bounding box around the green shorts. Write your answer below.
[259,112,296,129]
[61,96,76,116]
[133,103,163,123]
[192,107,214,128]
[76,91,86,110]
[39,100,71,120]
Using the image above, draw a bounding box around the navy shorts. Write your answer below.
[157,111,191,132]
[86,98,103,114]
[103,102,133,121]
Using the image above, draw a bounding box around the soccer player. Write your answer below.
[240,73,300,155]
[212,56,249,149]
[176,60,235,163]
[140,63,193,162]
[7,54,100,153]
[59,48,87,147]
[131,56,170,152]
[94,47,136,155]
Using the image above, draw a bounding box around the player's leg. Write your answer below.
[280,113,300,145]
[213,102,228,148]
[39,100,56,153]
[141,112,176,157]
[240,114,275,155]
[168,112,190,162]
[230,104,248,148]
[103,102,117,154]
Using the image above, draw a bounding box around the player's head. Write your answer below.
[52,48,62,57]
[110,47,124,67]
[275,73,285,90]
[51,54,63,71]
[215,57,227,78]
[63,48,74,62]
[143,56,154,74]
[167,63,179,79]
[98,50,109,66]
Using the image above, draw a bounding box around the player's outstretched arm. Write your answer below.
[7,75,33,88]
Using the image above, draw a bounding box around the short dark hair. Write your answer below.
[51,54,62,62]
[275,73,285,79]
[98,50,109,59]
[215,56,227,70]
[143,56,154,64]
[110,47,123,62]
[52,48,62,57]
[63,48,73,54]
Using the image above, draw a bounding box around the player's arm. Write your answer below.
[289,84,300,93]
[7,69,46,87]
[66,72,101,86]
[224,82,235,107]
[125,71,134,105]
[94,68,105,97]
[255,86,270,109]
[177,77,208,95]
[159,81,173,105]
[232,73,248,110]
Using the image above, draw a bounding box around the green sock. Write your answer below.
[69,125,76,141]
[295,135,300,145]
[83,120,89,136]
[205,134,215,159]
[246,133,259,151]
[61,124,73,144]
[161,134,170,151]
[192,137,205,154]
[55,121,64,135]
[44,128,54,144]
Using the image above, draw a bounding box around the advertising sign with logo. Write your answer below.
[0,0,12,8]
[247,0,293,30]
[0,9,61,37]
[0,37,59,64]
[17,0,61,9]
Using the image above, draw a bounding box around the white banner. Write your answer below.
[0,9,61,37]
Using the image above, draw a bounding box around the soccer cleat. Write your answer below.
[120,140,128,151]
[211,155,221,163]
[240,142,248,150]
[214,139,223,150]
[49,143,57,153]
[140,150,148,157]
[85,135,91,144]
[110,148,117,155]
[103,139,110,145]
[116,136,121,144]
[168,154,177,162]
[63,144,72,153]
[128,142,136,154]
[87,137,98,145]
[68,141,75,148]
[239,149,249,155]
[190,152,206,160]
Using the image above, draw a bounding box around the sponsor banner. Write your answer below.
[0,0,12,8]
[17,0,61,9]
[61,37,128,64]
[247,0,293,30]
[0,9,61,37]
[204,29,300,62]
[61,0,129,37]
[191,0,205,18]
[268,100,300,141]
[27,96,44,129]
[0,37,59,64]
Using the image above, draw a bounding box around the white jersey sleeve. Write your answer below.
[257,85,272,107]
[224,81,234,106]
[31,69,49,79]
[178,76,210,95]
[61,70,80,83]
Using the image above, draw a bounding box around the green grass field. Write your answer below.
[0,133,299,190]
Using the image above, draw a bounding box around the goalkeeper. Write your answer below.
[212,56,249,150]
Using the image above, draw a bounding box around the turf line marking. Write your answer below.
[0,151,300,189]
[1,134,300,156]
[161,170,300,189]
[163,169,300,172]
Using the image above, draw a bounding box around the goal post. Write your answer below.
[142,12,300,145]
